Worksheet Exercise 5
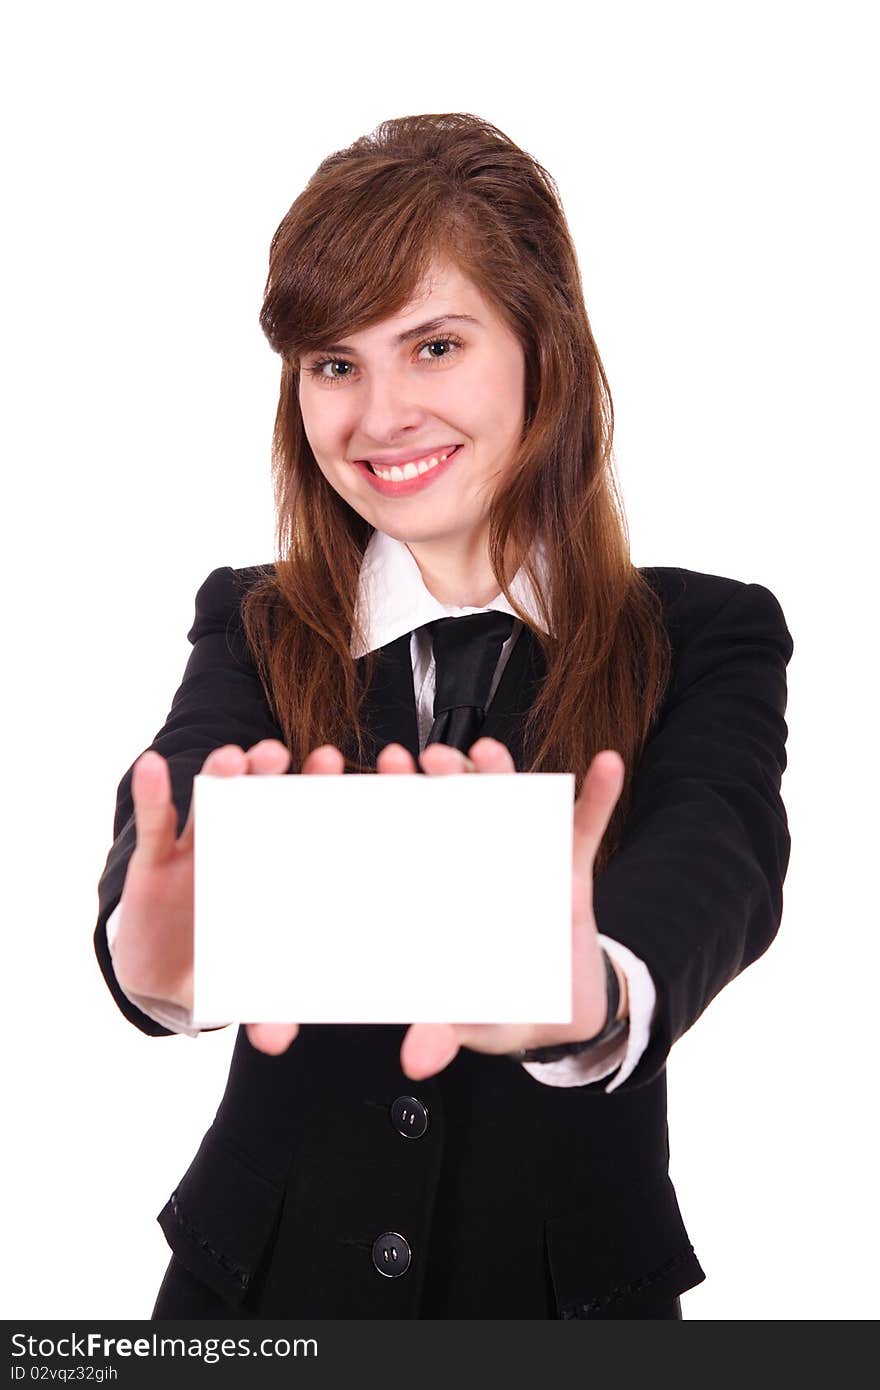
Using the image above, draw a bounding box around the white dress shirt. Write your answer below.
[107,531,657,1091]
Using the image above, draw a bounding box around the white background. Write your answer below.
[3,0,876,1321]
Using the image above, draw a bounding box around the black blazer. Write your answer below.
[93,563,793,1319]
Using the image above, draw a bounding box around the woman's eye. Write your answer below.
[417,337,459,361]
[304,335,462,386]
[302,358,353,386]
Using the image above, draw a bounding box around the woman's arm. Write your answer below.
[591,575,794,1089]
[93,565,284,1036]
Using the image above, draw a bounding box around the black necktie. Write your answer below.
[425,611,516,753]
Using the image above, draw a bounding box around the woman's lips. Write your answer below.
[353,444,464,497]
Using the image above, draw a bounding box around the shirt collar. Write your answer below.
[351,529,551,658]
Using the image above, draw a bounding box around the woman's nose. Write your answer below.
[356,370,427,442]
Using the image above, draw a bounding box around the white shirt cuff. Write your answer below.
[519,934,656,1091]
[105,901,229,1037]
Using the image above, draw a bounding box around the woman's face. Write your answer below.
[297,259,526,559]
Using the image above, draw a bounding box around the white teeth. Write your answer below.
[372,447,455,482]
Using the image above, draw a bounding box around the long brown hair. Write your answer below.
[242,113,672,876]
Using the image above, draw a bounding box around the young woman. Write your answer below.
[95,113,794,1320]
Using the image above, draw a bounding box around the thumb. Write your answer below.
[131,751,178,866]
[572,750,625,875]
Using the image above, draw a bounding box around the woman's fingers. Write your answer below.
[245,1022,300,1054]
[376,743,418,774]
[400,1022,461,1080]
[418,736,515,776]
[571,750,625,877]
[468,737,516,773]
[246,738,293,775]
[376,737,515,776]
[302,744,346,774]
[419,744,472,774]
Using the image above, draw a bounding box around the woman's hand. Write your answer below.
[114,734,623,1066]
[111,737,323,1056]
[390,737,627,1082]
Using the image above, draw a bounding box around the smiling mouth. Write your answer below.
[364,445,461,480]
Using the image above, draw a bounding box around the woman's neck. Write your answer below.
[405,535,502,608]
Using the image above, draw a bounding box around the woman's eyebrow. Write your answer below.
[315,314,481,356]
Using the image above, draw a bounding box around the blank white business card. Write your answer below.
[192,771,574,1025]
